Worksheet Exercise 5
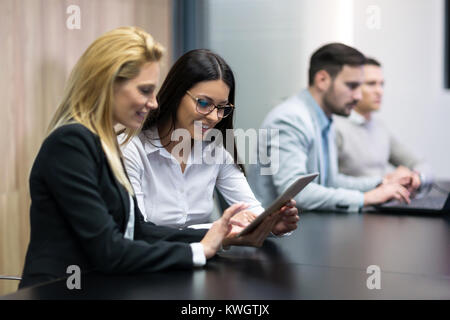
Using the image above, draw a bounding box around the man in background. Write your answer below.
[334,58,431,191]
[248,43,418,212]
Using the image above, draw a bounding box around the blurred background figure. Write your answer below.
[247,43,414,213]
[334,58,433,193]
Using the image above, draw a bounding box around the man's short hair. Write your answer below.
[308,43,366,86]
[365,57,382,67]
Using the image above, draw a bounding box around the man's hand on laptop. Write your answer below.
[382,166,421,192]
[364,183,411,206]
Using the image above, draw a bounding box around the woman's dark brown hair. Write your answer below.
[142,49,244,172]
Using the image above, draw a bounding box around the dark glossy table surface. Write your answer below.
[3,210,450,299]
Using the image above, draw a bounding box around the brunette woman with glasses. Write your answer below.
[121,49,299,236]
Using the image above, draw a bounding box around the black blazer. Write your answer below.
[19,123,207,288]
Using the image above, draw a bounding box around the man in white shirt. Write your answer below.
[334,58,431,189]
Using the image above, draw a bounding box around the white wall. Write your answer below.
[353,0,450,179]
[205,0,450,178]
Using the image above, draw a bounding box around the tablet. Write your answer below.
[236,172,319,237]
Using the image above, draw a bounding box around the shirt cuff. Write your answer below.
[187,223,213,229]
[190,242,206,267]
[357,192,365,211]
[270,231,293,238]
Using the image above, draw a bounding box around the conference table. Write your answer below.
[3,209,450,300]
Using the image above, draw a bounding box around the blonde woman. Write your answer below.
[19,27,281,289]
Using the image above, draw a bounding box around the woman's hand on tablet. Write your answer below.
[230,210,257,228]
[271,199,300,236]
[222,210,282,248]
[200,202,249,259]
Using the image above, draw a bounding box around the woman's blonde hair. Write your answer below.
[47,26,164,194]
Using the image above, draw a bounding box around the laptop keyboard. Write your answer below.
[383,196,446,210]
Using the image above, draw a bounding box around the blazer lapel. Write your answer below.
[305,102,326,185]
[109,160,130,232]
[327,125,338,187]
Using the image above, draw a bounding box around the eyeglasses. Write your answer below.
[186,90,234,119]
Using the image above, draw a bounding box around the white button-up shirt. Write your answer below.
[121,127,264,229]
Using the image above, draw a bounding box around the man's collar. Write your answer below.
[348,110,369,125]
[303,89,332,132]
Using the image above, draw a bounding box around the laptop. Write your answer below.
[375,180,450,214]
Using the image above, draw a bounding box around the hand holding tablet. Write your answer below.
[236,172,319,237]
